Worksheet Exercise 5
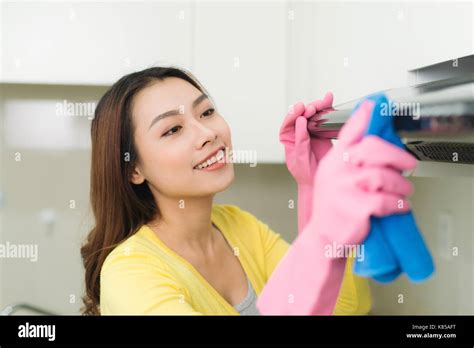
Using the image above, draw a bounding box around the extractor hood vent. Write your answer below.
[312,74,474,165]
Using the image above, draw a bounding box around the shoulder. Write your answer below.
[101,225,168,276]
[213,204,267,237]
[212,203,266,249]
[212,203,287,249]
[99,226,195,315]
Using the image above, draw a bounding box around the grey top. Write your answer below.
[233,277,260,315]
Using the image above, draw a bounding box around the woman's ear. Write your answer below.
[130,165,146,185]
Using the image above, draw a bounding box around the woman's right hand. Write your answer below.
[309,100,418,246]
[279,92,335,233]
[279,92,334,186]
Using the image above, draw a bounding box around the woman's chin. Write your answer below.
[195,166,235,194]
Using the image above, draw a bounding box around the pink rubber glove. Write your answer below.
[279,92,335,234]
[257,101,417,315]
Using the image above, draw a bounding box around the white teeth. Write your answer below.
[195,149,225,169]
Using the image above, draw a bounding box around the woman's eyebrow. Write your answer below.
[148,94,209,131]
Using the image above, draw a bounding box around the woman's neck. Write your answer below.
[148,193,218,256]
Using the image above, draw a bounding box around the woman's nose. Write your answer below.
[192,120,218,149]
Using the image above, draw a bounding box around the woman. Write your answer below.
[81,66,416,315]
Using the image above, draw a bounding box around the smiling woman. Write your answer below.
[80,66,371,316]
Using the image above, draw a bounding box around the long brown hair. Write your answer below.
[81,66,209,315]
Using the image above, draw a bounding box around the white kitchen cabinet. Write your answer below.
[192,2,289,163]
[295,1,474,105]
[1,1,193,85]
[403,2,473,71]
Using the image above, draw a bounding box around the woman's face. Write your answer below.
[130,77,235,199]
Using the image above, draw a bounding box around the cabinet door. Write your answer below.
[403,1,473,70]
[1,2,193,85]
[192,2,288,163]
[306,1,473,104]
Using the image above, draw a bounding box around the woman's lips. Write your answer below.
[194,148,227,170]
[193,146,225,168]
[196,160,227,172]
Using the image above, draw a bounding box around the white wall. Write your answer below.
[370,176,474,314]
[0,84,107,314]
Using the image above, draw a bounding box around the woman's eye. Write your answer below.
[162,125,182,137]
[161,109,214,136]
[201,108,215,118]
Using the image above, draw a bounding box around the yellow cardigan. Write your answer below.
[100,204,371,315]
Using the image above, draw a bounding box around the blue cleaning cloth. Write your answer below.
[351,93,435,283]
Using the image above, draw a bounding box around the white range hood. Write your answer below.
[312,74,474,165]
